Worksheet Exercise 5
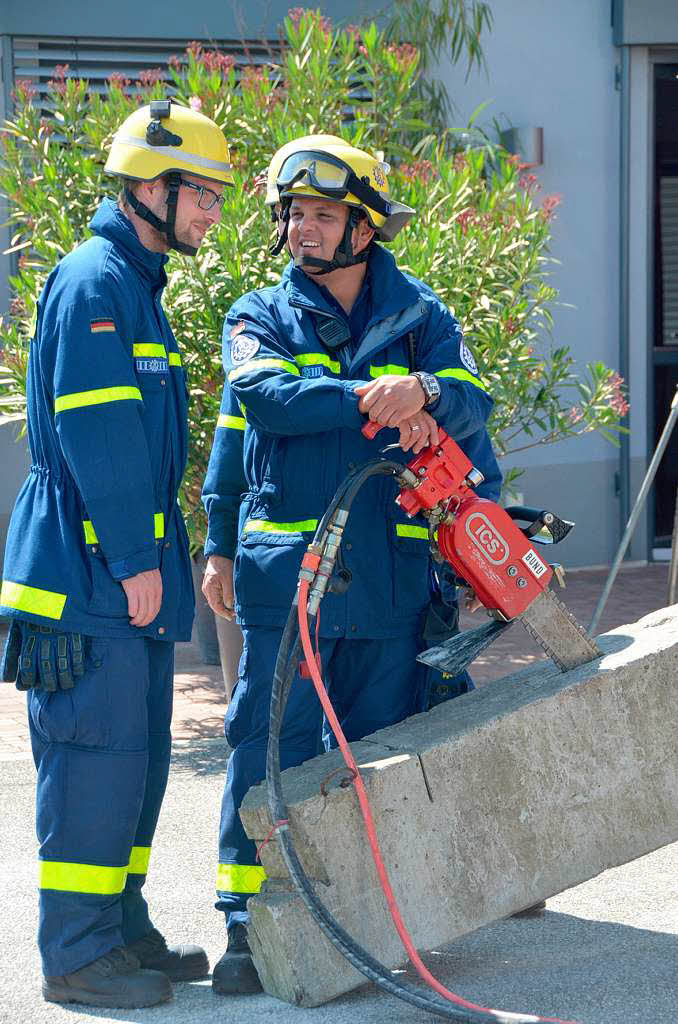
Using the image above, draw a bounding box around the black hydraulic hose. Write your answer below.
[264,460,551,1024]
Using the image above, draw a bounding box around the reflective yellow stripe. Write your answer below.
[55,386,142,413]
[39,860,127,895]
[435,368,487,392]
[168,352,182,367]
[217,414,246,431]
[296,353,341,374]
[82,514,164,545]
[1,580,66,620]
[395,524,429,540]
[369,364,409,377]
[242,518,318,535]
[133,343,167,358]
[228,358,300,382]
[128,846,151,875]
[83,520,97,545]
[216,863,267,894]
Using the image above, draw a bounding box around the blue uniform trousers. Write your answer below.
[27,632,174,977]
[217,626,421,926]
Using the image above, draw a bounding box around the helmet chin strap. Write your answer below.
[274,201,369,274]
[124,172,197,257]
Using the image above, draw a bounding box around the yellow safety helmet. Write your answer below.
[275,138,414,242]
[105,99,233,256]
[105,99,233,186]
[264,134,344,207]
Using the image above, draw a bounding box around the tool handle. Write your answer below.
[504,506,573,545]
[361,420,382,439]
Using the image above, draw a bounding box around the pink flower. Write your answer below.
[137,68,165,88]
[189,95,203,112]
[288,7,305,27]
[399,160,437,184]
[607,373,630,417]
[541,193,562,220]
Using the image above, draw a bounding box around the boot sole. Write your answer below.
[158,951,210,982]
[212,953,262,996]
[42,980,172,1009]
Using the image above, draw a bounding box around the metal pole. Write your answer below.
[589,386,678,635]
[668,488,678,606]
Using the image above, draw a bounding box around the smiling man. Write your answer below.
[0,100,232,1008]
[201,136,502,995]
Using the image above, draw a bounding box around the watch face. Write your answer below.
[424,374,440,403]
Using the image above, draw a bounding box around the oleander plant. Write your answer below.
[0,6,627,549]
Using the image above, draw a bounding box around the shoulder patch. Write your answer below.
[90,318,116,334]
[231,334,260,365]
[460,341,478,375]
[229,320,247,340]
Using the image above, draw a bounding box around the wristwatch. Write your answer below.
[412,371,441,408]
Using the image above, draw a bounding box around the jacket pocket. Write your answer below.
[235,525,309,614]
[389,517,431,615]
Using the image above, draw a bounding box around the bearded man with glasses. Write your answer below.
[0,100,232,1008]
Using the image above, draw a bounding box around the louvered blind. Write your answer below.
[11,35,278,99]
[660,177,678,346]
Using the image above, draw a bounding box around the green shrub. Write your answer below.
[0,8,626,549]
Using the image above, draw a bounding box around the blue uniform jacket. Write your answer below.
[0,199,194,640]
[203,243,501,639]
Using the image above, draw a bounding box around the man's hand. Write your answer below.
[398,410,440,454]
[202,555,235,620]
[121,569,163,627]
[355,374,426,427]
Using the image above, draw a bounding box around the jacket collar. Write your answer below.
[283,243,420,320]
[90,198,168,287]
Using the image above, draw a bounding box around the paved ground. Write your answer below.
[2,562,677,1024]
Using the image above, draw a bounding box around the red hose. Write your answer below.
[297,578,577,1024]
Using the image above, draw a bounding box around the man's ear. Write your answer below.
[352,215,376,255]
[136,177,166,208]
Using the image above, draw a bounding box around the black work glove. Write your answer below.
[1,620,85,691]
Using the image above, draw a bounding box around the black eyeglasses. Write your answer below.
[180,179,226,211]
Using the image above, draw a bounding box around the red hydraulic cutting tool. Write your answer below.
[389,426,600,673]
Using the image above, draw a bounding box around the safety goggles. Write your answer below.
[276,150,391,217]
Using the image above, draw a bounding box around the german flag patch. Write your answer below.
[90,318,115,333]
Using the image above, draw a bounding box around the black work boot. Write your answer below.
[127,927,209,981]
[42,946,172,1008]
[212,923,262,995]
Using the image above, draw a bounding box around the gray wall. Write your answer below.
[613,0,678,45]
[436,0,635,567]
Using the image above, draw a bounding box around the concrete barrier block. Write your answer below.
[240,607,678,1006]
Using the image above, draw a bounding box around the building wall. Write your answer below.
[435,0,651,567]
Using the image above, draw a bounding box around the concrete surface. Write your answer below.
[240,607,678,1006]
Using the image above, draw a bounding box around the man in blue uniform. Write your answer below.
[202,137,502,994]
[0,100,233,1008]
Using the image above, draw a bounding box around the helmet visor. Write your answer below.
[276,151,353,197]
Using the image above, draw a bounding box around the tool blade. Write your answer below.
[416,618,513,677]
[519,589,601,671]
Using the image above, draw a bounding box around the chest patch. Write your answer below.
[460,341,478,375]
[301,365,324,379]
[135,357,169,374]
[231,335,260,365]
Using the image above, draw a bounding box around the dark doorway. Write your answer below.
[652,65,678,549]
